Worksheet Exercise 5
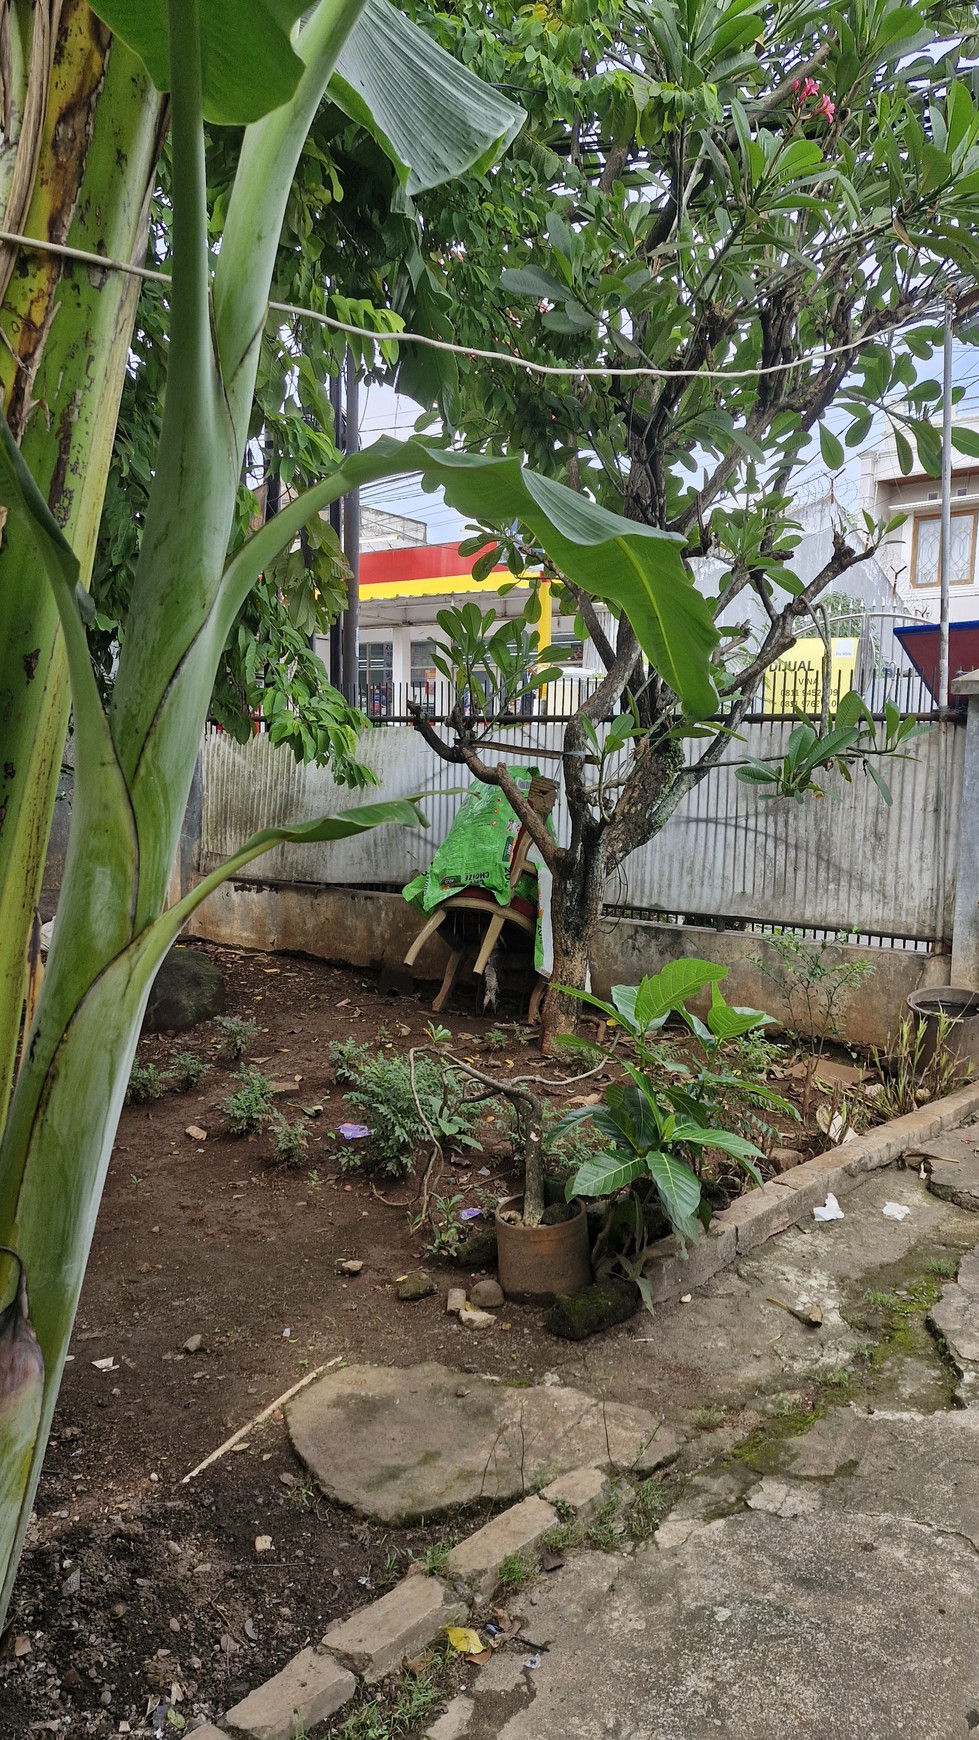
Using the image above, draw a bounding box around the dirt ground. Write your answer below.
[0,940,859,1737]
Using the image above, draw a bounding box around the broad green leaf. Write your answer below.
[89,0,309,125]
[331,0,524,193]
[219,437,720,718]
[951,426,979,458]
[676,1125,764,1165]
[704,984,773,1042]
[834,689,873,731]
[631,960,728,1032]
[819,425,845,471]
[154,798,426,949]
[646,1151,702,1226]
[570,1153,646,1197]
[500,265,569,300]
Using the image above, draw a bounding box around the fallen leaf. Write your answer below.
[402,1652,433,1675]
[445,1625,484,1656]
[13,1636,31,1658]
[254,1535,273,1554]
[185,1125,207,1142]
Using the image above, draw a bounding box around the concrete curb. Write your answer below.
[216,1464,602,1738]
[643,1078,979,1301]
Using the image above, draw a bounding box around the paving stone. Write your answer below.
[324,1575,464,1683]
[926,1151,979,1210]
[541,1465,609,1521]
[443,1496,557,1601]
[223,1647,355,1740]
[929,1284,979,1369]
[957,1247,979,1293]
[188,1728,227,1739]
[287,1363,678,1522]
[423,1696,474,1740]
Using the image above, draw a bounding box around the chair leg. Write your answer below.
[432,946,463,1013]
[404,907,448,966]
[473,912,506,976]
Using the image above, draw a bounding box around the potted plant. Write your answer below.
[448,1057,593,1303]
[554,960,794,1304]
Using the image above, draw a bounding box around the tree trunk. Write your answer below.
[540,832,608,1055]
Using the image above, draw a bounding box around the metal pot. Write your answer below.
[494,1195,592,1304]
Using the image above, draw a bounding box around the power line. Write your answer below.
[0,225,957,388]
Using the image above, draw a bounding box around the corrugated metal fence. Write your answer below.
[198,711,963,945]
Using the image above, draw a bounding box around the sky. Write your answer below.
[354,338,979,549]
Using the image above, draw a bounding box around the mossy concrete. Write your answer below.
[286,1363,681,1523]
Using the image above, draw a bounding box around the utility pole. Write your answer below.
[939,296,954,713]
[328,370,343,690]
[341,350,361,708]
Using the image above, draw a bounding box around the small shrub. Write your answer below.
[172,1050,207,1091]
[331,1044,484,1178]
[329,1036,365,1084]
[126,1061,171,1104]
[757,930,874,1053]
[267,1110,310,1168]
[215,1014,259,1062]
[222,1067,276,1135]
[482,1027,509,1051]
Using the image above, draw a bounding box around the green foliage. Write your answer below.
[871,1013,969,1118]
[267,1111,311,1169]
[171,1050,207,1091]
[558,961,793,1259]
[329,1041,484,1177]
[215,1015,259,1062]
[125,1060,171,1105]
[757,931,875,1052]
[735,698,930,805]
[497,1551,530,1591]
[222,1068,277,1136]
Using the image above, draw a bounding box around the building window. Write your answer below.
[910,511,978,589]
[410,639,439,716]
[548,634,585,664]
[358,641,393,718]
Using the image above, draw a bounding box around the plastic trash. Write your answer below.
[458,1207,482,1221]
[337,1122,370,1140]
[882,1201,911,1221]
[813,1193,844,1222]
[523,1653,542,1670]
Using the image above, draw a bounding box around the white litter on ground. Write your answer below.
[882,1201,911,1221]
[813,1193,845,1223]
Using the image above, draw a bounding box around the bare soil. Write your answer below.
[0,941,853,1738]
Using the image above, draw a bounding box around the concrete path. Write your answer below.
[424,1165,979,1740]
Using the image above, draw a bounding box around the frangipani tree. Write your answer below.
[0,0,718,1618]
[398,0,979,1045]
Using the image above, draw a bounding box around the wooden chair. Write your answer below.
[404,776,556,1014]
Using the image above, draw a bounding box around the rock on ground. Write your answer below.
[285,1363,680,1524]
[142,947,225,1034]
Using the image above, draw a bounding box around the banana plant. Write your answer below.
[0,0,718,1619]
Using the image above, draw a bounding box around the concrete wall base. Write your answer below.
[179,878,950,1049]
